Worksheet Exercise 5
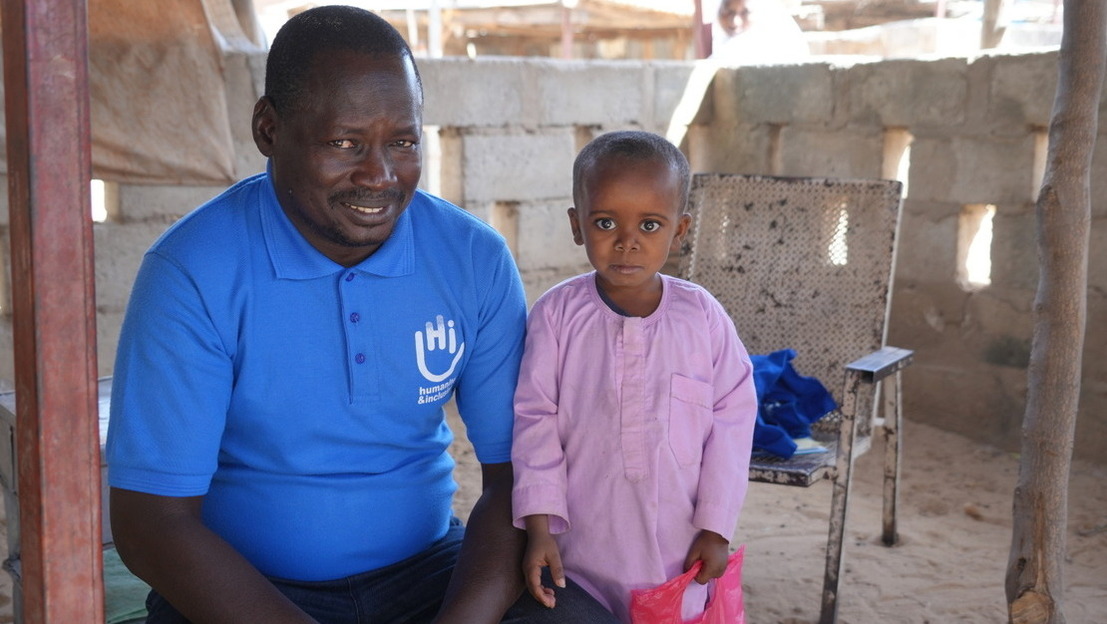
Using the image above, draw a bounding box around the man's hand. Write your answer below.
[522,515,565,608]
[683,530,731,585]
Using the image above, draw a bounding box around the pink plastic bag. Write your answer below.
[629,545,746,624]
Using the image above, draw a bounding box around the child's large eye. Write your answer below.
[594,218,616,231]
[640,220,662,233]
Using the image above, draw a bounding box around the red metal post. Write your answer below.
[694,0,712,59]
[1,0,104,621]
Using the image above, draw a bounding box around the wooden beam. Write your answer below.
[1,0,104,621]
[561,5,573,59]
[693,0,710,58]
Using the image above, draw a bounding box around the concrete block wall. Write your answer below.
[1,50,1104,462]
[420,57,700,300]
[684,49,1105,462]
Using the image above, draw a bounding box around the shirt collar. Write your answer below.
[259,163,416,280]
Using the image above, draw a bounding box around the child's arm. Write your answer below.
[683,529,731,584]
[522,514,566,608]
[692,301,759,547]
[511,294,571,607]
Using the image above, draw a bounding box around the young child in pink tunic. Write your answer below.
[511,131,758,622]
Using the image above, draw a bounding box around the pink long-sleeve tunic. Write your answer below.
[511,272,757,622]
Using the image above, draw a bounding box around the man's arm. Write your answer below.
[110,488,318,624]
[432,462,526,623]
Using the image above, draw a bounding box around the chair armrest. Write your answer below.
[844,346,914,384]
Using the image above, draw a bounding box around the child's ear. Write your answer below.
[567,207,585,246]
[670,212,692,252]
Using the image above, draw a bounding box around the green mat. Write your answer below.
[103,547,149,624]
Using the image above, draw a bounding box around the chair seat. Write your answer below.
[749,431,873,487]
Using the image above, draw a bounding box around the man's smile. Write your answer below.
[342,201,386,215]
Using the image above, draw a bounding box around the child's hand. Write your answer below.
[683,530,730,585]
[522,515,566,608]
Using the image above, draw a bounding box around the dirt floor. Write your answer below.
[1,416,1103,623]
[448,415,1107,624]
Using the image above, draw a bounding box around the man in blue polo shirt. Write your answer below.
[106,6,617,623]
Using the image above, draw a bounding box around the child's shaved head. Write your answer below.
[572,131,691,215]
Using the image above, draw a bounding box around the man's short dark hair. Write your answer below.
[572,131,692,212]
[264,5,423,114]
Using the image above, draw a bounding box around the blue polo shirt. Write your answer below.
[106,170,526,580]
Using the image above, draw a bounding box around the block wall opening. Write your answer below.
[91,179,119,223]
[958,203,996,290]
[491,201,520,258]
[883,128,913,196]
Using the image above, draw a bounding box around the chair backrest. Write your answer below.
[677,173,904,397]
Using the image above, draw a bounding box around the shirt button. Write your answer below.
[350,312,360,323]
[345,273,356,282]
[355,353,366,364]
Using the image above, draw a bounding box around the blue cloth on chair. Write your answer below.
[750,349,838,458]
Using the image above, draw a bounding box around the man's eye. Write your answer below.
[595,218,615,230]
[329,139,356,149]
[641,221,661,233]
[393,139,418,149]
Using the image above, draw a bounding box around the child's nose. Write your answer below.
[614,230,640,251]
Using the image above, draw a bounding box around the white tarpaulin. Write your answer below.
[1,0,263,185]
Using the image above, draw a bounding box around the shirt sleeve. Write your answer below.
[453,238,527,465]
[106,251,233,496]
[510,296,571,533]
[692,300,758,536]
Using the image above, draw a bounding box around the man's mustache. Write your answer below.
[331,189,405,205]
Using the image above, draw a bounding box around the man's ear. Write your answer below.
[252,97,279,157]
[567,207,584,246]
[670,212,692,252]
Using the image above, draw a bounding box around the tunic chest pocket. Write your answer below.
[668,374,714,467]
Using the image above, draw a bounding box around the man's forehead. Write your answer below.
[304,52,420,95]
[305,48,409,74]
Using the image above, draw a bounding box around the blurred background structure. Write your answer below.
[249,0,1063,60]
[0,0,1098,467]
[0,0,1103,621]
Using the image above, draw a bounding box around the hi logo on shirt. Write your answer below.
[415,315,465,382]
[414,315,465,404]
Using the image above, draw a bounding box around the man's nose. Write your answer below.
[350,148,395,188]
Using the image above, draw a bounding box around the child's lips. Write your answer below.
[610,264,641,274]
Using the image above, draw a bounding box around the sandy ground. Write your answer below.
[0,415,1102,623]
[449,414,1107,624]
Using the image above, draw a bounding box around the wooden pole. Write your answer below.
[1006,0,1106,622]
[1,0,104,621]
[561,6,574,59]
[694,0,711,59]
[428,0,443,58]
[982,0,1010,49]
